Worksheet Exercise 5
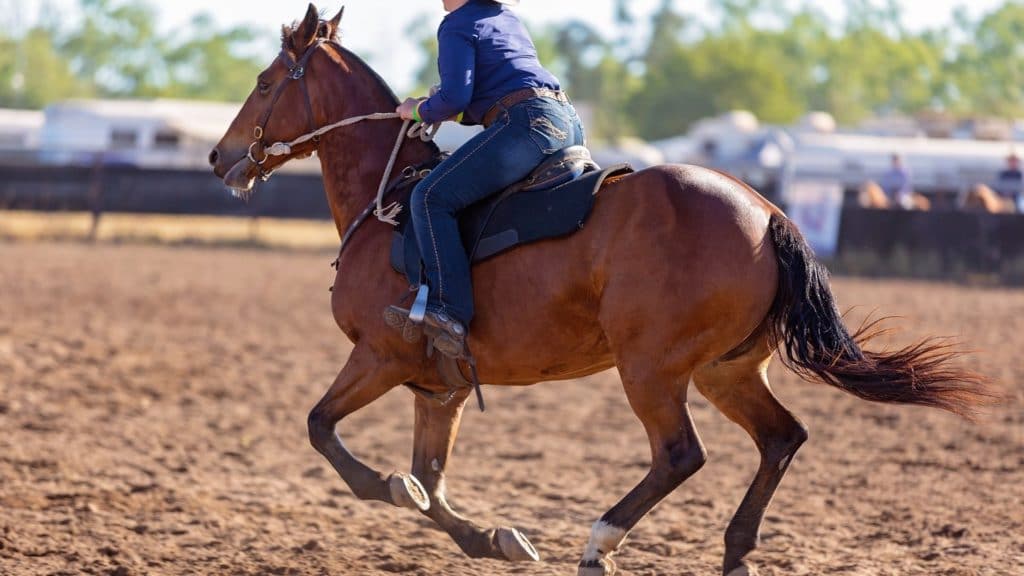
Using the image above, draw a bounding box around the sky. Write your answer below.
[7,0,1011,94]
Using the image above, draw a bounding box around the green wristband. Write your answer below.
[412,101,424,123]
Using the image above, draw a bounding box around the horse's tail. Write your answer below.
[764,213,997,419]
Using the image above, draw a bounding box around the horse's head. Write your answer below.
[210,4,344,194]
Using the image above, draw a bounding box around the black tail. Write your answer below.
[765,213,998,419]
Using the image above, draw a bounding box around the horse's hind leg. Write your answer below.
[693,345,808,576]
[307,345,429,512]
[410,392,540,562]
[576,367,707,576]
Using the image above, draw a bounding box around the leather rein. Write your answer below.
[250,39,481,411]
[244,38,441,266]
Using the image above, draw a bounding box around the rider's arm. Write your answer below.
[417,23,476,124]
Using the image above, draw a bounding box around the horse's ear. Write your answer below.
[326,6,345,40]
[291,3,321,50]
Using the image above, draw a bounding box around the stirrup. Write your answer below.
[383,305,423,343]
[382,285,431,343]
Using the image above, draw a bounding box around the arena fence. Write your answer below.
[832,208,1024,285]
[2,165,1022,285]
[0,164,330,219]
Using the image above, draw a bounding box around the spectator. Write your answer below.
[879,154,914,209]
[995,153,1022,213]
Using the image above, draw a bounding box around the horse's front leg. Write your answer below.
[307,345,429,511]
[411,391,540,562]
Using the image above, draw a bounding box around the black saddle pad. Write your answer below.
[390,163,633,284]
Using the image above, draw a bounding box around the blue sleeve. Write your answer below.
[418,24,476,124]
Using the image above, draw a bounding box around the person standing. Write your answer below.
[996,153,1023,213]
[879,154,914,210]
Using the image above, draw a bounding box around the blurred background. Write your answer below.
[2,0,1024,280]
[3,5,1023,575]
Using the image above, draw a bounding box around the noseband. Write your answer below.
[239,38,441,234]
[247,39,326,180]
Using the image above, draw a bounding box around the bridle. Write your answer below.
[246,39,328,181]
[242,35,482,410]
[237,37,440,229]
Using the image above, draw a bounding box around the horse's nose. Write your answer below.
[208,148,220,167]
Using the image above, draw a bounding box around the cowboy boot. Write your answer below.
[420,310,467,359]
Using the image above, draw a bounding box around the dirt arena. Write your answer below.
[2,241,1022,576]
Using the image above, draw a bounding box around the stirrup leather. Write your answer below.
[383,290,486,411]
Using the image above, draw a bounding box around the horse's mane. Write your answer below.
[334,44,402,108]
[332,43,440,156]
[279,20,401,109]
[278,17,439,156]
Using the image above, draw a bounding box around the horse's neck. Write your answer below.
[315,54,437,238]
[319,125,432,237]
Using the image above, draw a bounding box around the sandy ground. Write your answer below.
[1,242,1022,576]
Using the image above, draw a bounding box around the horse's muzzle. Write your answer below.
[224,157,257,192]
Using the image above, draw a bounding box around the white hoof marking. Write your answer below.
[581,520,627,562]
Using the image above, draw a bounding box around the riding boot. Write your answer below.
[421,309,467,358]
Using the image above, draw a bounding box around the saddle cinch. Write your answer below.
[390,146,633,284]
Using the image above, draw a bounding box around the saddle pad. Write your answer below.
[390,163,633,283]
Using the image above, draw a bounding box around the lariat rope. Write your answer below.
[264,112,440,226]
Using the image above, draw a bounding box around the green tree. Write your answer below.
[162,13,265,102]
[59,0,164,96]
[406,14,440,95]
[946,3,1024,118]
[0,27,84,108]
[630,0,804,138]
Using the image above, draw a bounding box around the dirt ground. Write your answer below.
[1,242,1022,576]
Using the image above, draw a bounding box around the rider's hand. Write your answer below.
[397,97,425,121]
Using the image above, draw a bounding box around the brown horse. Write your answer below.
[963,183,1015,213]
[858,180,932,211]
[210,6,993,576]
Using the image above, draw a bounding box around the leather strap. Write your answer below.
[481,87,569,128]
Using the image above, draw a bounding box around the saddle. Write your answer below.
[390,146,633,284]
[386,146,632,412]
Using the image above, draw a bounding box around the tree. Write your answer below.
[58,0,164,96]
[162,13,265,102]
[405,14,440,96]
[0,27,84,108]
[946,3,1024,118]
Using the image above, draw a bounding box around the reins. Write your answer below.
[246,38,440,228]
[257,35,486,411]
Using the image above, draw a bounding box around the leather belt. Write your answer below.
[481,87,569,128]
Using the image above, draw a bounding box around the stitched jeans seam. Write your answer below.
[421,115,511,313]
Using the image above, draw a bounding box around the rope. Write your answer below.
[264,112,440,226]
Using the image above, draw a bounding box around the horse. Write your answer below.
[963,183,1014,213]
[858,180,931,211]
[209,6,993,575]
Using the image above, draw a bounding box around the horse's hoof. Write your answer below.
[387,473,429,511]
[726,563,759,576]
[496,527,540,562]
[578,557,616,576]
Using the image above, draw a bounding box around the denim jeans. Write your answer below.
[409,96,586,326]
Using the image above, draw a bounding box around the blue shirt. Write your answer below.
[418,0,561,126]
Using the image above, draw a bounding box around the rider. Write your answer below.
[391,0,585,358]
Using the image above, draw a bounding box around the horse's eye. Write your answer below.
[258,80,271,95]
